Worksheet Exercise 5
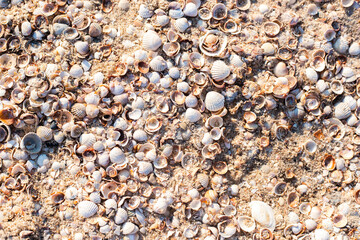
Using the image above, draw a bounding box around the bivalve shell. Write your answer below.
[36,126,53,141]
[174,18,190,32]
[142,31,162,51]
[109,147,126,164]
[250,201,275,231]
[334,102,351,119]
[78,201,98,218]
[205,91,225,112]
[238,216,256,233]
[149,56,167,72]
[20,133,42,154]
[185,108,201,123]
[211,60,230,81]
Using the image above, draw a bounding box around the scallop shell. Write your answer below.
[185,108,201,122]
[36,126,53,141]
[334,102,351,120]
[197,173,209,188]
[142,30,162,51]
[238,216,256,233]
[20,133,42,154]
[211,60,230,81]
[205,91,225,112]
[78,201,98,218]
[250,201,276,231]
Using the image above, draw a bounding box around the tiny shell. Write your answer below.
[138,161,153,175]
[205,91,225,112]
[264,21,281,37]
[74,41,90,56]
[142,31,162,51]
[236,0,251,10]
[78,201,98,218]
[122,222,139,235]
[133,129,148,142]
[197,173,209,188]
[211,60,230,81]
[324,29,336,41]
[250,201,275,231]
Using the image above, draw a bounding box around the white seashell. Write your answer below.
[177,82,190,93]
[198,7,211,20]
[343,95,357,110]
[229,54,244,68]
[78,201,98,218]
[138,4,153,19]
[202,132,213,145]
[334,102,351,120]
[133,129,148,142]
[333,37,349,54]
[349,42,360,55]
[142,30,162,51]
[122,222,139,235]
[341,67,354,78]
[74,41,90,56]
[69,64,84,78]
[36,126,53,141]
[132,97,145,109]
[109,81,125,95]
[237,216,256,233]
[174,18,190,32]
[149,56,167,72]
[261,42,276,55]
[305,219,317,231]
[341,0,354,7]
[169,8,184,19]
[316,80,328,93]
[211,60,230,81]
[324,29,336,41]
[80,133,96,147]
[346,114,358,126]
[183,3,198,17]
[274,62,288,77]
[330,80,343,95]
[134,50,148,61]
[304,139,317,154]
[314,229,330,240]
[114,208,128,224]
[307,3,318,15]
[249,201,276,231]
[65,186,78,200]
[21,21,32,36]
[156,15,169,26]
[169,67,180,79]
[85,92,100,105]
[153,198,168,214]
[185,95,198,108]
[89,192,101,204]
[109,147,126,164]
[305,68,318,83]
[205,91,225,112]
[185,108,201,123]
[138,161,153,175]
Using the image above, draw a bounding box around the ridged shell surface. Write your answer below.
[334,102,351,119]
[36,126,53,141]
[138,161,153,175]
[205,91,225,112]
[114,208,128,224]
[133,129,148,142]
[211,60,230,81]
[109,147,126,163]
[142,30,162,51]
[71,103,86,119]
[149,56,167,72]
[249,201,276,231]
[80,133,96,147]
[78,201,98,218]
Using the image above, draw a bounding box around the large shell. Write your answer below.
[211,60,231,81]
[20,133,42,154]
[142,30,162,51]
[78,201,98,218]
[205,91,225,112]
[250,201,276,231]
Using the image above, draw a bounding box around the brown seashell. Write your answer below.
[162,42,180,57]
[0,106,16,125]
[135,60,149,74]
[101,182,117,198]
[354,189,360,204]
[322,154,335,171]
[204,189,218,202]
[53,110,74,127]
[82,148,97,162]
[287,191,299,208]
[89,23,102,38]
[213,161,228,175]
[100,44,112,57]
[51,192,65,204]
[170,90,186,106]
[278,47,292,60]
[102,0,113,13]
[106,166,117,178]
[42,3,58,16]
[260,228,274,240]
[127,196,141,210]
[274,182,287,196]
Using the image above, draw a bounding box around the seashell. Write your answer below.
[198,7,211,20]
[299,202,312,215]
[212,3,227,20]
[202,143,221,159]
[79,133,96,147]
[206,116,223,128]
[153,198,168,214]
[169,8,184,19]
[138,161,153,175]
[183,3,198,17]
[63,27,79,40]
[274,182,287,196]
[199,30,227,57]
[156,15,169,26]
[217,219,237,238]
[341,0,354,7]
[89,23,102,38]
[183,225,199,238]
[238,216,256,233]
[273,83,290,99]
[71,103,86,119]
[133,129,148,142]
[149,56,167,72]
[333,37,349,54]
[322,154,336,171]
[51,192,65,204]
[307,3,318,15]
[334,102,351,119]
[213,161,228,175]
[138,4,153,19]
[20,133,42,154]
[75,41,90,56]
[189,52,205,69]
[36,126,53,141]
[314,229,330,240]
[261,228,274,239]
[305,67,318,83]
[343,95,356,111]
[0,123,10,142]
[185,108,201,123]
[311,56,325,72]
[174,18,190,32]
[273,62,288,77]
[21,21,32,36]
[211,60,230,81]
[330,80,343,95]
[82,148,97,162]
[114,208,128,224]
[0,54,17,70]
[78,201,98,218]
[264,21,281,37]
[341,67,354,78]
[197,173,209,188]
[145,117,162,133]
[349,42,360,55]
[324,29,336,41]
[109,147,126,166]
[205,91,225,112]
[287,191,299,208]
[42,3,57,16]
[153,156,168,169]
[354,189,360,204]
[162,42,180,57]
[127,196,141,210]
[235,0,251,10]
[250,201,275,231]
[304,139,317,154]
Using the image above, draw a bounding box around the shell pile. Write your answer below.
[1,0,360,239]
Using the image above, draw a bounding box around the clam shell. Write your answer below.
[333,37,349,54]
[36,126,53,141]
[156,15,170,26]
[238,216,256,233]
[78,201,98,218]
[138,4,153,19]
[274,62,288,77]
[183,3,198,17]
[0,123,10,142]
[236,0,251,10]
[133,129,148,142]
[197,173,209,188]
[174,18,190,32]
[334,102,351,120]
[153,198,168,214]
[250,201,276,231]
[185,94,198,108]
[114,208,128,224]
[305,67,318,83]
[138,161,153,175]
[205,91,225,112]
[341,0,354,7]
[199,30,227,57]
[198,7,211,20]
[20,133,42,154]
[109,147,126,164]
[324,29,336,41]
[149,56,167,72]
[74,41,90,56]
[349,42,360,55]
[142,30,162,51]
[89,23,102,38]
[185,108,201,122]
[264,21,281,37]
[212,3,227,20]
[211,60,230,81]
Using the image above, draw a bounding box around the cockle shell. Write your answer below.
[334,102,351,119]
[250,201,276,231]
[78,201,98,218]
[142,30,162,51]
[80,133,96,147]
[333,37,349,54]
[349,42,360,55]
[71,103,86,119]
[36,126,53,141]
[122,222,139,235]
[149,56,167,72]
[199,30,227,57]
[174,18,190,32]
[238,216,256,233]
[185,108,201,122]
[153,198,168,214]
[75,41,90,56]
[20,133,42,154]
[205,91,225,112]
[211,60,230,81]
[114,208,128,224]
[109,147,126,164]
[133,129,148,142]
[138,4,153,19]
[183,3,198,17]
[138,161,153,175]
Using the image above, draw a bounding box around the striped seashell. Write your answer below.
[109,147,126,164]
[142,30,162,51]
[138,161,153,175]
[185,108,201,123]
[85,92,100,105]
[133,129,148,142]
[36,126,53,141]
[185,94,198,108]
[174,18,190,32]
[229,54,244,68]
[89,191,101,204]
[89,23,102,37]
[211,60,230,81]
[138,4,153,19]
[78,201,98,218]
[205,91,225,112]
[197,173,209,188]
[80,133,96,147]
[134,49,148,61]
[122,222,139,235]
[149,56,167,72]
[334,102,351,120]
[343,95,357,110]
[71,103,86,119]
[114,208,128,224]
[156,15,169,27]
